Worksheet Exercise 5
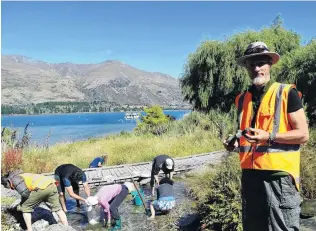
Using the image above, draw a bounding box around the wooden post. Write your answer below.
[130,176,148,215]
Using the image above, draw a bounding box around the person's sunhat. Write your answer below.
[237,41,280,67]
[124,182,136,193]
[165,158,173,170]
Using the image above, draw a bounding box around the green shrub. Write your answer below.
[135,105,172,135]
[301,128,316,199]
[189,154,242,231]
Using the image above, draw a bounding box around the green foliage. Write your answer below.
[180,15,302,113]
[135,105,172,135]
[189,154,242,231]
[300,128,316,199]
[18,110,228,172]
[171,108,238,140]
[1,125,31,175]
[275,40,316,124]
[140,105,169,126]
[1,101,144,115]
[1,196,17,231]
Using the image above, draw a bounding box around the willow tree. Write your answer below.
[275,40,316,124]
[180,16,300,113]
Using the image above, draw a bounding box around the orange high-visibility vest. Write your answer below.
[19,173,56,191]
[235,82,300,190]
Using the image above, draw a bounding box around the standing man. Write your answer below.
[150,154,175,196]
[224,41,309,231]
[1,170,68,231]
[54,164,91,212]
[89,154,108,168]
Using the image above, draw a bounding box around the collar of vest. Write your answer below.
[248,80,276,96]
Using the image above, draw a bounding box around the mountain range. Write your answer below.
[1,55,185,106]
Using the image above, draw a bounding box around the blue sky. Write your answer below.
[1,1,315,78]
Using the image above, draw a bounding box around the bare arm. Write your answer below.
[154,175,159,185]
[83,183,91,197]
[245,109,309,144]
[102,201,111,224]
[169,171,173,180]
[149,202,156,219]
[65,186,86,202]
[275,109,309,144]
[59,193,67,212]
[151,175,159,196]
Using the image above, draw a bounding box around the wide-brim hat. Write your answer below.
[237,41,280,67]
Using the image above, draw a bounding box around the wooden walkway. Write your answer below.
[42,151,228,187]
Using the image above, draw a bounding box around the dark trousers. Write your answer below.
[109,185,129,220]
[242,170,302,231]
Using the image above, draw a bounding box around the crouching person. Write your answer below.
[85,182,135,230]
[1,170,68,231]
[150,154,175,196]
[149,177,176,219]
[54,164,91,212]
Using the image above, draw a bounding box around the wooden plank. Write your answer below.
[108,169,116,177]
[135,165,146,172]
[129,166,140,174]
[41,151,228,185]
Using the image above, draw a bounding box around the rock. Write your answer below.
[1,185,78,231]
[43,224,77,231]
[32,220,49,231]
[1,185,21,199]
[301,216,316,231]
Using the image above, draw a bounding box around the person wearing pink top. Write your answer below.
[85,182,135,230]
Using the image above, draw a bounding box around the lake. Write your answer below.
[1,110,190,146]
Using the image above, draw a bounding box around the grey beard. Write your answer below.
[252,76,266,86]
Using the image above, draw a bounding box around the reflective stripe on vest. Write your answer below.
[235,82,301,190]
[19,173,56,191]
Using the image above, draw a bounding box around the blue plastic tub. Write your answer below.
[131,190,145,206]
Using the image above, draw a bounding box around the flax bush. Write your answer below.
[300,128,316,199]
[188,154,242,231]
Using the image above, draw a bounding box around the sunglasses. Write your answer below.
[244,45,269,56]
[246,60,271,68]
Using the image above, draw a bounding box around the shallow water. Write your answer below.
[64,180,195,231]
[1,111,190,145]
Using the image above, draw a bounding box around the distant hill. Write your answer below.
[1,55,185,106]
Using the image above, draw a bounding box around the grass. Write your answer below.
[1,196,18,231]
[21,128,223,173]
[186,154,242,231]
[17,110,233,173]
[300,128,316,199]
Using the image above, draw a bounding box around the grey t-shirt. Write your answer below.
[157,183,174,199]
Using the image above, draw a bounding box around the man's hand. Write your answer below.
[244,128,269,144]
[223,135,238,151]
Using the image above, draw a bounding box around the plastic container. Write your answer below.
[131,190,145,206]
[85,204,102,225]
